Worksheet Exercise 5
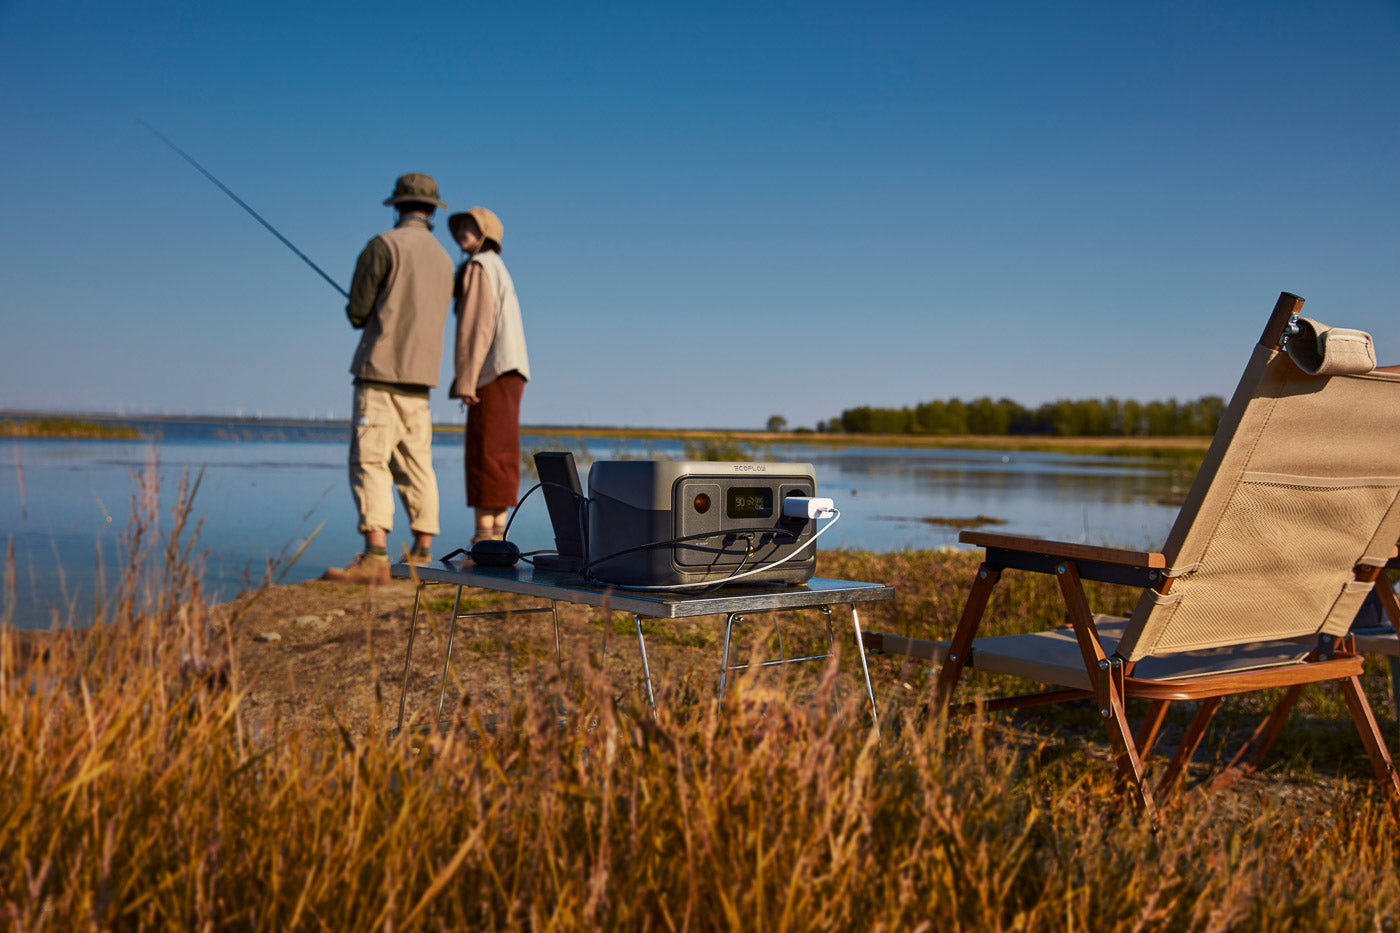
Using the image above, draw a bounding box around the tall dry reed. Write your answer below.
[2,491,1398,929]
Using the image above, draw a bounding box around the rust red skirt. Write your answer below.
[465,372,526,509]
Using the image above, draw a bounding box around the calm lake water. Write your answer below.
[2,426,1185,628]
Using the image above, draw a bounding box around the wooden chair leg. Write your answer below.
[1339,674,1400,803]
[1050,561,1155,811]
[1156,696,1221,798]
[1204,685,1303,793]
[1243,684,1304,774]
[1103,695,1155,814]
[1136,699,1171,759]
[929,565,1000,714]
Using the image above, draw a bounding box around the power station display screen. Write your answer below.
[725,487,773,519]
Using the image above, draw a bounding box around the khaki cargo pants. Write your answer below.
[349,385,439,536]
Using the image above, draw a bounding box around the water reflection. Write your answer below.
[2,433,1184,628]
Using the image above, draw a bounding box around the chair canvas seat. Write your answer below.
[872,614,1318,691]
[964,617,1314,691]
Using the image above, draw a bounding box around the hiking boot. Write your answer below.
[320,553,390,585]
[405,547,434,565]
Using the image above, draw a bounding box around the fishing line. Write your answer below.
[137,118,349,298]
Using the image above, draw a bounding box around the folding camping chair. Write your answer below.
[865,292,1400,813]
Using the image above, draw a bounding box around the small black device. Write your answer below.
[469,539,521,567]
[531,451,588,573]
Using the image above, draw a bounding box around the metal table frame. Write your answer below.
[391,560,894,731]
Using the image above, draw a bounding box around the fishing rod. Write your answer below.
[137,118,349,299]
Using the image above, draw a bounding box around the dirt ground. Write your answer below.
[188,565,1400,816]
[213,573,858,740]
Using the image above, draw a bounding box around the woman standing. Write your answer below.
[448,207,530,544]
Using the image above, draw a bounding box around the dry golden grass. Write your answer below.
[3,489,1399,929]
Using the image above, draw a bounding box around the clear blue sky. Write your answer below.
[2,0,1397,430]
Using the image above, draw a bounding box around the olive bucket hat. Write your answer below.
[383,173,447,209]
[448,207,504,246]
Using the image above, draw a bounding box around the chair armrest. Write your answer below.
[960,531,1166,568]
[960,531,1166,587]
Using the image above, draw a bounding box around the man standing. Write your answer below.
[323,173,454,584]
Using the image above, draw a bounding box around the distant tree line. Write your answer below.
[815,395,1226,437]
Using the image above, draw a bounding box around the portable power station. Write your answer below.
[586,460,820,587]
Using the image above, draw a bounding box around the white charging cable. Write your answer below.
[609,501,841,591]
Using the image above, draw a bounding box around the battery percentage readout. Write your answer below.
[725,487,773,519]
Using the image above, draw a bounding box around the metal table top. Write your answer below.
[391,560,895,620]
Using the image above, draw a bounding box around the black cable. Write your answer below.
[499,481,587,567]
[582,527,796,576]
[500,480,587,538]
[583,527,798,590]
[670,534,759,594]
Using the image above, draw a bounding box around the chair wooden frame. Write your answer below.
[866,293,1400,814]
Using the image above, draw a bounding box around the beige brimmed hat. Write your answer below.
[383,173,447,209]
[448,207,504,245]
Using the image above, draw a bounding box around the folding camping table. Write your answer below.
[391,559,894,731]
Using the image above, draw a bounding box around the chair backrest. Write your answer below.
[1116,294,1400,662]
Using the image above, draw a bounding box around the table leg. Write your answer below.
[851,604,880,735]
[435,585,466,725]
[550,600,563,674]
[719,608,861,706]
[395,583,426,733]
[397,591,562,730]
[718,612,744,701]
[635,615,657,717]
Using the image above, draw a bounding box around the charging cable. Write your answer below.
[594,505,842,591]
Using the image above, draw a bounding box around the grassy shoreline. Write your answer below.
[3,409,1212,460]
[0,416,141,439]
[4,541,1398,927]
